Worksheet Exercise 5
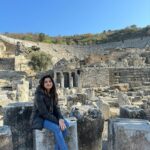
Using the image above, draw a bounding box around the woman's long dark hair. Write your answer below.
[39,74,58,105]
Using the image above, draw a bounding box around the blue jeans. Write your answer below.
[43,119,69,150]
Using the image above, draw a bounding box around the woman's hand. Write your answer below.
[59,119,66,131]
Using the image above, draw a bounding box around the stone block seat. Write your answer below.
[120,105,147,119]
[0,125,13,150]
[108,118,150,150]
[33,117,78,150]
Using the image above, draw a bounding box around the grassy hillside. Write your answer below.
[3,25,150,45]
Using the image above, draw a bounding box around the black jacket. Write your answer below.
[29,85,64,130]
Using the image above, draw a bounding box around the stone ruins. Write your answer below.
[0,34,150,150]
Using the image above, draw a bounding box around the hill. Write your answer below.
[3,25,150,45]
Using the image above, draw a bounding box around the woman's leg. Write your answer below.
[54,119,70,150]
[43,119,68,150]
[54,143,59,150]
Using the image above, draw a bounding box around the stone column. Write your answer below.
[75,71,81,88]
[54,71,57,85]
[60,72,64,88]
[3,102,33,150]
[69,72,73,88]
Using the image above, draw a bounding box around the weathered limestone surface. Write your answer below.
[70,105,104,150]
[87,96,110,120]
[141,99,150,121]
[100,101,110,120]
[109,68,150,89]
[3,102,33,150]
[0,58,15,70]
[0,70,26,80]
[108,118,150,150]
[117,92,131,106]
[81,67,109,88]
[67,93,88,108]
[16,79,29,101]
[33,117,78,150]
[111,83,129,92]
[14,55,31,72]
[120,105,147,119]
[0,125,13,150]
[0,41,6,51]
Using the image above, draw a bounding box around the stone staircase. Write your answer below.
[1,34,150,64]
[0,34,76,64]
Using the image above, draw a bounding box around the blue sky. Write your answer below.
[0,0,150,36]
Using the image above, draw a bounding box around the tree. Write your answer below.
[130,25,137,29]
[28,51,52,72]
[38,33,45,42]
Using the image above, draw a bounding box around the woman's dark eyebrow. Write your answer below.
[45,81,52,82]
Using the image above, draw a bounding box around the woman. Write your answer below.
[30,74,69,150]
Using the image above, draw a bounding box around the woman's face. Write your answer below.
[44,77,53,91]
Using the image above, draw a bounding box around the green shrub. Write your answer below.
[28,51,52,72]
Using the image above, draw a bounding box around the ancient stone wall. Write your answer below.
[109,67,150,88]
[85,54,112,64]
[99,36,150,50]
[0,70,26,80]
[0,41,6,51]
[0,58,15,70]
[81,67,109,87]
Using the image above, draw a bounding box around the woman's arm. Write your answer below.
[53,103,64,120]
[35,94,59,124]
